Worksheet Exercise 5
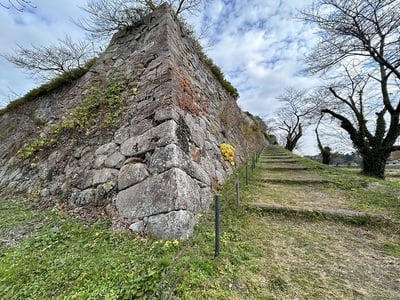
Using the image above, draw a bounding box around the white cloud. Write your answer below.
[0,1,89,102]
[190,0,321,154]
[0,0,322,154]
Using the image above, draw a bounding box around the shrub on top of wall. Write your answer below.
[180,20,239,100]
[0,58,96,116]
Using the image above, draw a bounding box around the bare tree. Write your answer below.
[315,114,332,164]
[75,0,150,39]
[301,0,400,178]
[0,0,34,11]
[274,88,318,151]
[171,0,202,15]
[137,0,203,15]
[76,0,203,39]
[3,36,92,80]
[135,0,203,16]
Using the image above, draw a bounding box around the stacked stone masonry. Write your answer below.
[0,4,266,239]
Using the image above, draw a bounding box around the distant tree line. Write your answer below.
[307,151,361,167]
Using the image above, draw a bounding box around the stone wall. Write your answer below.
[0,4,266,239]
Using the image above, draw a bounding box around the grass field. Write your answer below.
[0,147,399,299]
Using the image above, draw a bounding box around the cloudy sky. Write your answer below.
[0,0,323,155]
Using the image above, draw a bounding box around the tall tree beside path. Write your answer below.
[301,0,400,178]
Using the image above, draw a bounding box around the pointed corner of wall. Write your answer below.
[0,4,267,240]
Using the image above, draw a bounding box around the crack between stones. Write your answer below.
[140,208,196,221]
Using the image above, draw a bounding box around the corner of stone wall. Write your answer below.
[0,4,266,240]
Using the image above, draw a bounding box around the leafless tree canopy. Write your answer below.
[274,88,319,151]
[4,36,92,80]
[302,0,400,79]
[301,0,400,178]
[76,0,203,39]
[0,0,34,11]
[76,0,150,39]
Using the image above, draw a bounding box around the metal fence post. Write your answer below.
[245,161,248,186]
[214,194,220,257]
[235,173,240,206]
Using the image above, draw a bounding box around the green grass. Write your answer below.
[0,199,182,299]
[0,199,43,230]
[0,150,399,299]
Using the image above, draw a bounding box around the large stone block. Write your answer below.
[118,163,149,190]
[184,114,206,149]
[120,120,178,157]
[104,151,126,169]
[115,167,201,222]
[95,142,119,156]
[149,144,210,185]
[92,168,118,187]
[146,210,197,240]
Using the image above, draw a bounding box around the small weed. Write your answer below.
[382,242,400,257]
[269,274,289,292]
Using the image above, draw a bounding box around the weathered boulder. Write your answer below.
[93,168,118,187]
[116,167,201,221]
[146,210,197,240]
[104,152,125,169]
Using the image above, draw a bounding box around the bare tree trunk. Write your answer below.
[361,152,389,179]
[284,123,302,152]
[315,115,331,165]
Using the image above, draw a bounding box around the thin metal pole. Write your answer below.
[235,173,240,206]
[214,194,220,257]
[245,161,248,186]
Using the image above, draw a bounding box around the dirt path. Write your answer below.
[235,145,400,299]
[247,145,396,222]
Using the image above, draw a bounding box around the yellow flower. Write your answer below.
[220,143,235,165]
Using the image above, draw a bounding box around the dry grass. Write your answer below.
[232,216,400,299]
[206,146,400,299]
[247,182,351,211]
[181,205,400,299]
[249,150,400,220]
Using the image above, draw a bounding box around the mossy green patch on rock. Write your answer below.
[17,75,129,160]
